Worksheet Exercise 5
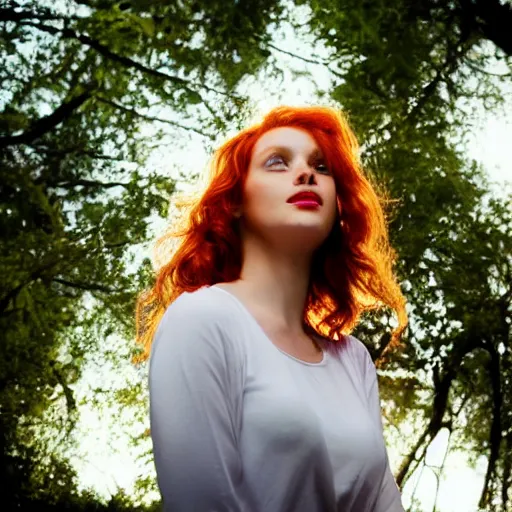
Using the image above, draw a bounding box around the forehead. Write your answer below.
[252,126,321,159]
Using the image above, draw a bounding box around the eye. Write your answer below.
[266,155,287,169]
[265,155,330,174]
[315,163,330,174]
[313,159,331,174]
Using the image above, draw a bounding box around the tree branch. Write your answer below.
[52,178,130,190]
[478,342,503,509]
[431,428,452,512]
[96,96,214,139]
[0,7,80,23]
[396,425,430,488]
[52,277,122,294]
[366,26,470,151]
[459,0,512,56]
[17,20,243,102]
[104,240,132,249]
[464,59,512,77]
[0,258,67,314]
[262,40,344,79]
[0,282,26,316]
[403,37,469,124]
[397,335,483,486]
[0,89,93,148]
[31,144,127,161]
[50,365,77,413]
[502,434,512,511]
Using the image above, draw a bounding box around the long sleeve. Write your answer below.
[364,352,405,512]
[148,292,248,511]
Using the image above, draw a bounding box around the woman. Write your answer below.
[136,105,408,511]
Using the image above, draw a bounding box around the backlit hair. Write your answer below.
[134,105,407,363]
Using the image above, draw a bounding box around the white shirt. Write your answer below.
[149,284,405,512]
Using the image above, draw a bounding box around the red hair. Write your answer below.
[134,105,407,363]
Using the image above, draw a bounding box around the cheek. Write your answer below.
[244,176,281,212]
[325,184,339,219]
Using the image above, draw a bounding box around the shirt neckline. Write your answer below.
[209,284,330,367]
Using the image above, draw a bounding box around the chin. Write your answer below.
[272,224,332,251]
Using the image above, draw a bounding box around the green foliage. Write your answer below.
[292,0,511,509]
[0,0,283,508]
[1,0,511,510]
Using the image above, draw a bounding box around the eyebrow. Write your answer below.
[256,145,324,160]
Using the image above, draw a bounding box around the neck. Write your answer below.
[236,233,313,336]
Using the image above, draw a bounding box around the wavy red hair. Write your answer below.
[134,105,407,363]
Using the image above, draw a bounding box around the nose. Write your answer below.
[295,170,317,186]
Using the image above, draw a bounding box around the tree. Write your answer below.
[0,0,284,507]
[288,0,511,509]
[2,0,511,510]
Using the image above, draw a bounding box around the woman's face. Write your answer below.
[240,126,338,253]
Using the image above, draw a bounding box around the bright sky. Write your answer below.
[67,7,511,512]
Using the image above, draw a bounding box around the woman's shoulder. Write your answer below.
[152,285,246,361]
[320,333,372,362]
[163,285,239,325]
[322,333,377,383]
[344,334,373,361]
[154,285,244,348]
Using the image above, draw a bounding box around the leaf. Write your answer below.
[186,89,203,104]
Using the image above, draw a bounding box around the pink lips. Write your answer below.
[290,200,321,209]
[286,191,322,208]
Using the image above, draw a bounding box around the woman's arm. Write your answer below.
[365,352,406,512]
[149,292,246,511]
